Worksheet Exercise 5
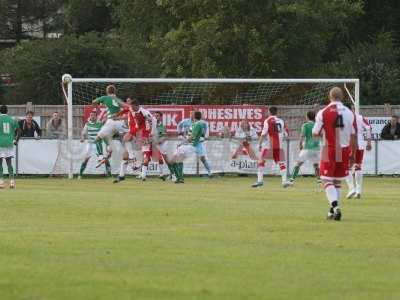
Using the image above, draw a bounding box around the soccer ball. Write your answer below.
[62,74,72,84]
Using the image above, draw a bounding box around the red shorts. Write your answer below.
[320,146,350,180]
[130,126,151,139]
[355,149,364,166]
[260,148,285,163]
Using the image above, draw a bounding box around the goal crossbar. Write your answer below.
[70,78,359,84]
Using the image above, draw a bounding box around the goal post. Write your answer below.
[61,76,360,179]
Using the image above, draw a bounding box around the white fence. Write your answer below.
[11,139,400,176]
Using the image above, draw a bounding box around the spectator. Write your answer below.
[18,111,41,138]
[46,111,65,138]
[381,115,400,140]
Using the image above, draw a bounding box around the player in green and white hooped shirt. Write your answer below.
[290,110,320,183]
[0,105,21,189]
[92,85,128,158]
[153,111,169,180]
[79,111,111,178]
[167,111,205,183]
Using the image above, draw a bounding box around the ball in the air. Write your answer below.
[62,74,72,84]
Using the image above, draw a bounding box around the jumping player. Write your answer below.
[0,105,20,189]
[92,85,127,157]
[252,106,291,188]
[312,87,357,221]
[290,111,320,183]
[152,111,169,180]
[345,108,372,199]
[78,111,111,179]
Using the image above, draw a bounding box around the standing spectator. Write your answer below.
[18,111,41,138]
[46,111,65,139]
[381,115,400,140]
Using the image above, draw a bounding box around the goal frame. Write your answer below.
[62,77,360,179]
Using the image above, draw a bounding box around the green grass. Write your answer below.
[0,176,399,300]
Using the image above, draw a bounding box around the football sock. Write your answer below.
[355,170,363,194]
[119,161,128,177]
[335,183,341,200]
[159,163,165,176]
[324,182,338,207]
[291,165,300,179]
[345,173,355,191]
[167,163,175,176]
[257,165,265,183]
[95,141,103,156]
[7,162,14,180]
[105,160,111,177]
[125,142,135,159]
[201,159,211,175]
[141,165,148,179]
[279,162,287,183]
[80,161,88,176]
[0,159,3,180]
[177,162,184,180]
[314,165,320,180]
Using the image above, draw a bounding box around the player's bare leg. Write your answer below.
[324,179,342,221]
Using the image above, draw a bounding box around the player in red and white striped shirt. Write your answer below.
[345,109,372,199]
[312,87,357,221]
[252,106,291,188]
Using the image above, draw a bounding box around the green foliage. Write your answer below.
[64,0,115,35]
[326,32,400,105]
[1,0,400,104]
[0,33,141,104]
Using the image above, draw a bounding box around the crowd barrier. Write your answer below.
[9,138,400,176]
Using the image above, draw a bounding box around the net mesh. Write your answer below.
[55,79,356,176]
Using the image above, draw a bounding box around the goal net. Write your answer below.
[58,77,359,178]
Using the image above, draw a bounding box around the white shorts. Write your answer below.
[157,141,167,155]
[84,143,100,159]
[98,119,128,139]
[176,143,206,160]
[0,147,14,158]
[297,149,320,164]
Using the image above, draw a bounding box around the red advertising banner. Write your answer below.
[83,105,267,136]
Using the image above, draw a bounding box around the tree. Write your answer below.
[326,32,400,104]
[64,0,115,35]
[0,0,64,41]
[116,0,363,78]
[0,33,144,104]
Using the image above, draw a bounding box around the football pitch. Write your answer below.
[1,176,399,300]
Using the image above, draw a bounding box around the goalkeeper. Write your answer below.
[78,111,111,179]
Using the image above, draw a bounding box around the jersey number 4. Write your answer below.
[274,123,282,133]
[3,123,10,134]
[334,115,344,128]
